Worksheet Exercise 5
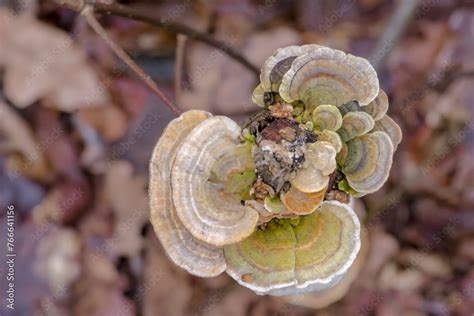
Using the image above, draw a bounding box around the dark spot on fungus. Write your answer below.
[242,273,254,283]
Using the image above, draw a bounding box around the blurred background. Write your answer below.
[0,0,473,315]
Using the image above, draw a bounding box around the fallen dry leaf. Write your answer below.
[398,249,452,280]
[103,160,149,258]
[0,100,50,180]
[204,287,257,316]
[142,233,192,316]
[34,228,82,298]
[76,105,129,143]
[35,108,83,180]
[30,109,92,225]
[0,10,108,111]
[72,248,135,316]
[457,237,474,262]
[378,262,427,292]
[376,291,424,316]
[359,227,400,288]
[31,180,89,225]
[178,26,301,116]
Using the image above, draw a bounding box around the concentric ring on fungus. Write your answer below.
[363,89,389,120]
[338,111,375,142]
[279,47,379,107]
[372,115,403,150]
[342,131,394,194]
[312,104,343,131]
[149,110,226,277]
[172,116,259,247]
[149,43,402,295]
[224,201,361,295]
[260,44,322,92]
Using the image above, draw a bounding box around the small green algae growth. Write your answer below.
[264,196,287,213]
[224,169,257,200]
[337,178,359,195]
[288,217,301,227]
[242,128,256,144]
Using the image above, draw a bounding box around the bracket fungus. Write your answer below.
[171,116,259,246]
[149,110,226,277]
[149,44,402,296]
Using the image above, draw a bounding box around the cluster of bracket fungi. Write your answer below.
[149,45,402,295]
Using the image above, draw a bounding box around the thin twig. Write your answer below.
[80,5,182,115]
[56,0,260,76]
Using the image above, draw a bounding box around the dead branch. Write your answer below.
[55,0,259,76]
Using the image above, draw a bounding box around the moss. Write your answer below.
[291,104,304,117]
[242,128,256,144]
[265,196,287,213]
[226,210,344,276]
[224,169,257,200]
[337,178,359,195]
[288,217,301,227]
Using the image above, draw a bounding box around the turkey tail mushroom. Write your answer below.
[279,47,379,108]
[172,116,259,247]
[338,111,375,142]
[281,185,327,215]
[291,141,337,193]
[312,104,343,132]
[260,45,322,92]
[149,44,401,295]
[223,201,361,296]
[149,110,227,277]
[318,130,343,153]
[341,131,394,194]
[363,89,389,120]
[372,115,403,150]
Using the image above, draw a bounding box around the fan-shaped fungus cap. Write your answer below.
[260,45,321,92]
[279,47,379,107]
[341,131,394,194]
[363,89,389,120]
[223,201,361,295]
[264,196,288,214]
[318,130,343,153]
[281,185,327,215]
[338,111,375,142]
[291,141,337,193]
[282,226,369,307]
[149,44,402,295]
[149,110,226,277]
[172,116,259,247]
[252,83,266,107]
[372,115,402,150]
[245,199,293,225]
[312,104,343,131]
